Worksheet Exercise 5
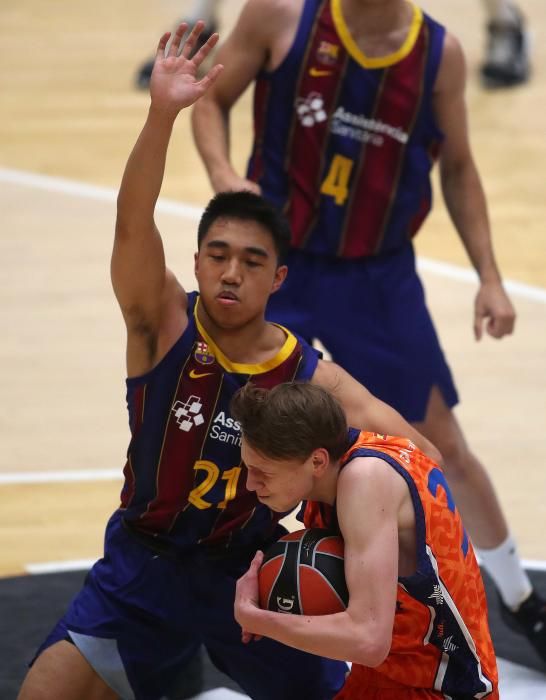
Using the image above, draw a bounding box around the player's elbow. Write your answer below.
[352,632,391,667]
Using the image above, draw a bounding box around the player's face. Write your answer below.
[194,218,287,330]
[241,440,316,513]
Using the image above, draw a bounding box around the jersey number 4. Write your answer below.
[320,154,354,205]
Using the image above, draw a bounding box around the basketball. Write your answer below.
[258,528,348,615]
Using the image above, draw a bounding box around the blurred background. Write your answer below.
[0,0,544,607]
[1,0,545,696]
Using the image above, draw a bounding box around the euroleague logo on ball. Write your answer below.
[275,595,296,613]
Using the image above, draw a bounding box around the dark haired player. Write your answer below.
[18,23,438,700]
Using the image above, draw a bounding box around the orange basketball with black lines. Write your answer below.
[258,528,348,615]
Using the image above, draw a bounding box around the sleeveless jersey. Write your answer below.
[119,292,320,553]
[304,430,498,698]
[247,0,445,258]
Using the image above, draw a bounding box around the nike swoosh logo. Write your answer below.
[309,67,333,77]
[189,369,213,379]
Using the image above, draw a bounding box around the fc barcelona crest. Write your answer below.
[316,41,340,66]
[194,340,215,366]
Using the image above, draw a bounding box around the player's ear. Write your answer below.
[194,251,200,276]
[311,448,329,477]
[271,264,288,293]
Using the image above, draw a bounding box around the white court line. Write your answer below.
[0,166,203,221]
[26,559,98,574]
[416,258,546,305]
[1,166,546,304]
[0,469,121,484]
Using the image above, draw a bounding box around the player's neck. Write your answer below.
[197,306,286,365]
[339,0,413,54]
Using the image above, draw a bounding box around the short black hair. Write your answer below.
[197,191,291,261]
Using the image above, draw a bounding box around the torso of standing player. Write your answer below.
[265,0,432,77]
[247,0,447,258]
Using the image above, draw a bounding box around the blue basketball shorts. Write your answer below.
[33,510,347,700]
[267,244,458,422]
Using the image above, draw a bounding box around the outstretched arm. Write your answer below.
[311,360,443,464]
[112,23,223,376]
[434,32,516,341]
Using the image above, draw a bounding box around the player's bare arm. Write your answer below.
[311,360,442,463]
[235,456,402,665]
[434,32,516,341]
[192,0,300,193]
[112,23,223,376]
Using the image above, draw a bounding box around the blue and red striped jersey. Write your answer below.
[119,292,320,552]
[247,0,445,258]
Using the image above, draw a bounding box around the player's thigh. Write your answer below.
[412,385,469,466]
[18,640,117,700]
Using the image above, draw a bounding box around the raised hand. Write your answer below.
[149,22,223,115]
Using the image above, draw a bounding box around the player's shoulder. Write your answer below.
[441,31,465,64]
[245,0,300,16]
[238,0,302,34]
[336,455,407,537]
[339,452,405,499]
[435,30,466,92]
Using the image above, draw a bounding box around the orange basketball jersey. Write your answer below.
[304,430,498,698]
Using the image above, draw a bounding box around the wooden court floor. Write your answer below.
[1,0,545,582]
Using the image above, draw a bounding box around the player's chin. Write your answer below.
[210,300,253,326]
[260,497,296,512]
[258,495,277,510]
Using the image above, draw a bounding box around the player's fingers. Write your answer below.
[197,63,224,93]
[486,317,502,339]
[169,23,189,57]
[253,550,264,568]
[156,32,171,59]
[473,310,484,341]
[191,31,220,66]
[180,20,205,58]
[487,314,515,339]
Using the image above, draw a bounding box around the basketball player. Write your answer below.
[192,0,546,661]
[233,381,499,699]
[18,23,440,700]
[134,1,531,90]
